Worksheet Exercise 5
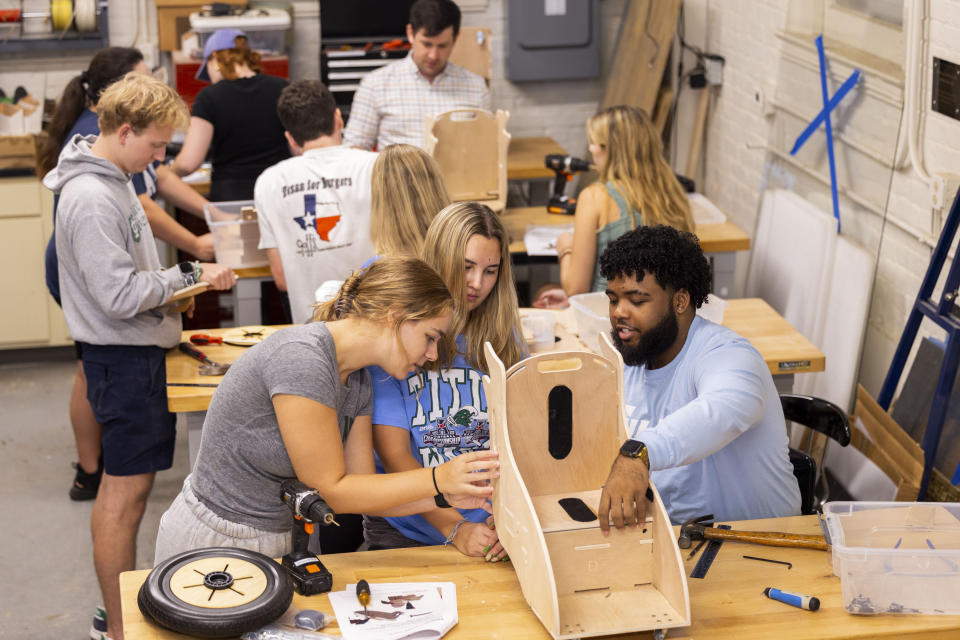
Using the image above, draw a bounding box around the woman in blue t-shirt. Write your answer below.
[365,202,525,561]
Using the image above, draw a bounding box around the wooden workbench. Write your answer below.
[120,514,960,639]
[167,301,821,414]
[500,206,751,255]
[185,136,568,196]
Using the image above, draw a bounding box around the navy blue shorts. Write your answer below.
[79,343,176,476]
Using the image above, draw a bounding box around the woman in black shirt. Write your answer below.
[172,28,290,201]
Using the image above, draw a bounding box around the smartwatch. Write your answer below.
[619,439,650,468]
[178,261,197,287]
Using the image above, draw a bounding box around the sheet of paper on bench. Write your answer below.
[329,582,458,640]
[689,193,727,225]
[524,224,573,256]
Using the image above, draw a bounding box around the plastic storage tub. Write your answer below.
[190,8,290,55]
[568,292,610,353]
[203,201,268,269]
[823,501,960,615]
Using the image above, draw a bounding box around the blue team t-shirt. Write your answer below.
[44,110,160,304]
[368,338,491,545]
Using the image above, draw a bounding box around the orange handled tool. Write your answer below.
[190,334,223,345]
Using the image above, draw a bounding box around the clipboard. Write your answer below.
[164,282,211,312]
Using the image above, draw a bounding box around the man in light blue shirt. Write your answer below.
[597,225,801,530]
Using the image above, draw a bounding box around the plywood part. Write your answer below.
[601,0,682,114]
[425,109,510,212]
[484,340,690,639]
[449,27,492,81]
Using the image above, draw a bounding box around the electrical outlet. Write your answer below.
[705,56,724,86]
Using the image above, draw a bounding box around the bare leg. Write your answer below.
[71,361,102,473]
[92,472,154,640]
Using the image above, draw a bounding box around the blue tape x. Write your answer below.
[789,35,860,233]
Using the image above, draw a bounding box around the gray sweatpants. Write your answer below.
[153,474,290,566]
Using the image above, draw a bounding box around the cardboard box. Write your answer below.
[0,134,40,171]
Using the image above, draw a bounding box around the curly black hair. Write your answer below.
[599,225,712,308]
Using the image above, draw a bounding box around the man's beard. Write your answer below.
[610,309,679,367]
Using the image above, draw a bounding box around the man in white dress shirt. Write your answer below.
[342,0,490,150]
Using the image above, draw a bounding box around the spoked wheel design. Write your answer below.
[138,547,293,638]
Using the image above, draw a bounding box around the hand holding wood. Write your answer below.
[598,455,651,535]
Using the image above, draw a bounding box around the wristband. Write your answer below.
[193,260,203,279]
[432,466,452,508]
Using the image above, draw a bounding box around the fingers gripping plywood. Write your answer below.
[483,342,690,639]
[425,109,510,212]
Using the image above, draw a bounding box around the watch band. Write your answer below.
[620,439,650,468]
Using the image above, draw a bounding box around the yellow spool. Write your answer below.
[51,0,73,32]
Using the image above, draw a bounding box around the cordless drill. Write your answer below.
[545,153,592,215]
[280,479,339,595]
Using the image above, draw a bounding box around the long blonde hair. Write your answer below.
[370,144,451,257]
[421,202,523,372]
[587,105,694,232]
[313,256,456,368]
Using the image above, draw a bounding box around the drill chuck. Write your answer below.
[280,479,338,526]
[545,153,592,174]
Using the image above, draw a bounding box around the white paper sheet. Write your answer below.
[523,224,573,256]
[329,582,458,640]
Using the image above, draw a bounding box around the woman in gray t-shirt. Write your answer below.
[155,257,499,563]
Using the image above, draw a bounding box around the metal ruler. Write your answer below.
[690,524,731,579]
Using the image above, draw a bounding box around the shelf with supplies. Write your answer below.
[0,1,109,54]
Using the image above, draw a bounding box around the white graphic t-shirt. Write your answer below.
[254,145,377,323]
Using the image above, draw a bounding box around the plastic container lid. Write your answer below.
[189,8,290,32]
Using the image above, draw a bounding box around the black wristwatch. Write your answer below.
[619,439,650,468]
[178,261,197,287]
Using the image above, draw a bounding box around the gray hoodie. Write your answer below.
[44,135,183,348]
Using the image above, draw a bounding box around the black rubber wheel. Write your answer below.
[138,547,293,638]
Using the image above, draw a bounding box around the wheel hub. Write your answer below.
[203,570,234,591]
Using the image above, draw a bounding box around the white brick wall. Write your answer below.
[462,0,627,156]
[696,0,955,399]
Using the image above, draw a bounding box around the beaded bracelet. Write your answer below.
[444,519,468,546]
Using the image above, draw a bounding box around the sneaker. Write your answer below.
[70,459,103,501]
[89,606,107,640]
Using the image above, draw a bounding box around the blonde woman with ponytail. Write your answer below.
[365,202,523,561]
[538,105,695,306]
[155,257,498,563]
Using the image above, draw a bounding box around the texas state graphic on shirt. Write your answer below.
[293,193,342,245]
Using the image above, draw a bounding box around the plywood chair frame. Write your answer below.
[425,108,510,212]
[484,334,690,640]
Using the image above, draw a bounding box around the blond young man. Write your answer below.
[44,73,236,640]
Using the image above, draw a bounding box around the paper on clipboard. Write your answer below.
[523,224,574,256]
[329,582,458,640]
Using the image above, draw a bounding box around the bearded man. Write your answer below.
[595,225,801,530]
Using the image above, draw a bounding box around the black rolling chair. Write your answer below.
[780,393,852,515]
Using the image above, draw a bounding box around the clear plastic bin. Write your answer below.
[823,501,960,615]
[203,200,268,269]
[190,8,290,55]
[568,292,610,353]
